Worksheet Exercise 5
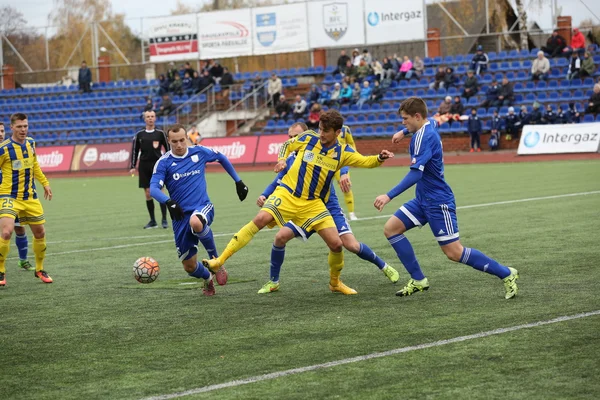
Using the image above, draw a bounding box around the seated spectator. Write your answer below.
[192,71,202,93]
[494,76,514,107]
[292,95,307,119]
[340,82,352,104]
[429,67,446,90]
[351,82,361,103]
[586,84,600,115]
[308,85,320,106]
[275,94,291,120]
[268,73,283,107]
[389,54,400,74]
[184,62,195,79]
[449,95,465,121]
[542,104,557,124]
[182,72,194,96]
[580,52,596,78]
[489,109,502,150]
[356,59,372,81]
[156,94,173,117]
[467,108,482,152]
[382,57,396,80]
[571,28,586,53]
[306,104,321,130]
[198,70,214,93]
[166,62,178,82]
[352,48,361,66]
[156,74,170,96]
[566,52,582,80]
[541,29,567,58]
[530,102,543,124]
[362,49,373,64]
[568,102,581,123]
[333,50,350,75]
[470,45,489,75]
[318,84,331,106]
[343,60,357,82]
[143,98,154,112]
[505,106,520,140]
[169,74,183,95]
[443,67,457,89]
[462,70,479,99]
[220,67,234,98]
[329,83,341,107]
[371,59,384,81]
[410,56,425,79]
[556,105,569,124]
[481,79,500,108]
[434,96,453,123]
[531,51,550,81]
[368,80,383,105]
[398,56,413,80]
[356,80,372,108]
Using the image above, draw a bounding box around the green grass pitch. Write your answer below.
[2,160,600,399]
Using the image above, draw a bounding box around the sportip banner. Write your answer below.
[518,123,600,155]
[364,0,425,45]
[198,8,253,59]
[200,137,258,164]
[307,0,366,48]
[35,146,74,172]
[147,14,199,63]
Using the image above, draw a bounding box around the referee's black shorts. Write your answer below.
[138,161,156,189]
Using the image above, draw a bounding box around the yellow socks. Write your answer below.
[218,221,260,264]
[343,190,355,213]
[33,237,47,272]
[0,237,10,273]
[328,250,344,286]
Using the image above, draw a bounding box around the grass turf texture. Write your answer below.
[1,160,599,400]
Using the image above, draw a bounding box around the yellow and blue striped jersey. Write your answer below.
[277,130,381,201]
[338,125,356,150]
[0,137,49,200]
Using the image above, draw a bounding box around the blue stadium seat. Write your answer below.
[583,114,594,122]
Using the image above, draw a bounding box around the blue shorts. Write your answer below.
[285,202,352,241]
[173,203,215,261]
[394,198,460,246]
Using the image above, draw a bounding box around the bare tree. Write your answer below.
[0,6,31,37]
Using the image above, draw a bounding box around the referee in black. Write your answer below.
[130,110,170,229]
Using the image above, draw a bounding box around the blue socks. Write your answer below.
[195,225,218,259]
[460,247,511,279]
[270,244,285,282]
[357,243,386,269]
[388,234,425,280]
[189,261,211,280]
[15,233,28,261]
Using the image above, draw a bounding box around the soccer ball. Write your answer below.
[133,257,160,284]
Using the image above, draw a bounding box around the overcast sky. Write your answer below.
[3,0,600,35]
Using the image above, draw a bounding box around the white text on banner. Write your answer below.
[307,0,365,49]
[147,14,199,63]
[364,0,425,45]
[198,9,253,59]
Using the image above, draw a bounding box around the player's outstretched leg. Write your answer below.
[15,230,33,271]
[341,234,399,283]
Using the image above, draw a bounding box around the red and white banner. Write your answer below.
[255,134,289,163]
[147,14,199,62]
[35,146,74,172]
[71,143,131,171]
[200,136,258,164]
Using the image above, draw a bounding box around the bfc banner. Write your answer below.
[198,9,253,59]
[518,123,600,155]
[251,3,309,55]
[307,0,366,48]
[364,0,425,45]
[147,14,199,62]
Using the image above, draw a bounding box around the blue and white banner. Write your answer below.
[251,3,309,55]
[518,123,600,154]
[364,0,425,45]
[198,9,253,59]
[307,0,365,48]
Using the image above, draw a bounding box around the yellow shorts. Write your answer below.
[0,197,46,225]
[261,186,335,233]
[334,169,350,182]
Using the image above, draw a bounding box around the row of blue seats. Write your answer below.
[0,79,158,98]
[0,90,150,106]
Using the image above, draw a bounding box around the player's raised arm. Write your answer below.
[341,145,394,169]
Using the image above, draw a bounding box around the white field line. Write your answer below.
[10,190,600,259]
[141,310,600,400]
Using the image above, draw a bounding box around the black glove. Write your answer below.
[165,199,184,221]
[235,180,249,201]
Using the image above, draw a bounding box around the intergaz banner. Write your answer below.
[307,0,366,49]
[198,9,253,59]
[147,14,199,63]
[251,3,309,55]
[364,0,425,45]
[518,123,600,155]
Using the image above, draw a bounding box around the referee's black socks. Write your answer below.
[146,199,156,222]
[159,202,167,221]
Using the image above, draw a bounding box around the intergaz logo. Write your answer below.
[524,131,540,148]
[367,12,379,26]
[367,10,422,26]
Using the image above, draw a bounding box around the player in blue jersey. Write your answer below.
[254,123,399,293]
[374,97,519,299]
[150,124,248,296]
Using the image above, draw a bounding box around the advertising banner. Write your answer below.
[255,134,289,164]
[147,14,199,62]
[36,146,74,172]
[518,123,600,155]
[198,9,253,59]
[71,143,132,171]
[307,0,365,48]
[200,136,258,164]
[251,3,309,55]
[364,0,425,45]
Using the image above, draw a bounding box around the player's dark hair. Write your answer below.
[0,122,4,127]
[319,109,343,132]
[10,113,28,125]
[167,123,186,136]
[398,97,428,118]
[290,122,308,131]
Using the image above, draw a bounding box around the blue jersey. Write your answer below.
[409,120,454,205]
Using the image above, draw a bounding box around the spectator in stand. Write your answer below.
[251,73,262,90]
[556,105,569,124]
[220,67,234,98]
[429,67,446,90]
[199,70,214,93]
[398,56,413,80]
[443,67,457,89]
[356,59,372,81]
[470,45,489,75]
[352,48,362,66]
[155,74,170,96]
[343,60,357,82]
[566,52,582,80]
[389,54,400,74]
[184,62,195,78]
[542,104,557,124]
[209,60,224,83]
[382,57,396,80]
[334,50,351,75]
[274,94,291,120]
[78,61,92,93]
[178,64,186,79]
[329,83,341,107]
[481,79,500,108]
[318,84,331,106]
[166,62,178,82]
[586,84,600,115]
[467,108,482,152]
[434,96,453,123]
[191,71,202,94]
[371,59,384,81]
[580,52,596,78]
[489,109,502,150]
[356,80,372,108]
[143,98,154,112]
[156,94,173,117]
[307,84,321,106]
[449,95,465,122]
[267,73,282,108]
[494,76,514,107]
[462,70,479,99]
[530,102,543,124]
[570,28,586,54]
[568,102,581,123]
[182,72,194,96]
[340,82,352,104]
[169,74,183,95]
[368,80,383,105]
[410,56,425,79]
[351,82,361,104]
[362,49,373,64]
[531,51,550,81]
[306,103,321,130]
[292,95,307,119]
[541,29,567,58]
[505,106,520,140]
